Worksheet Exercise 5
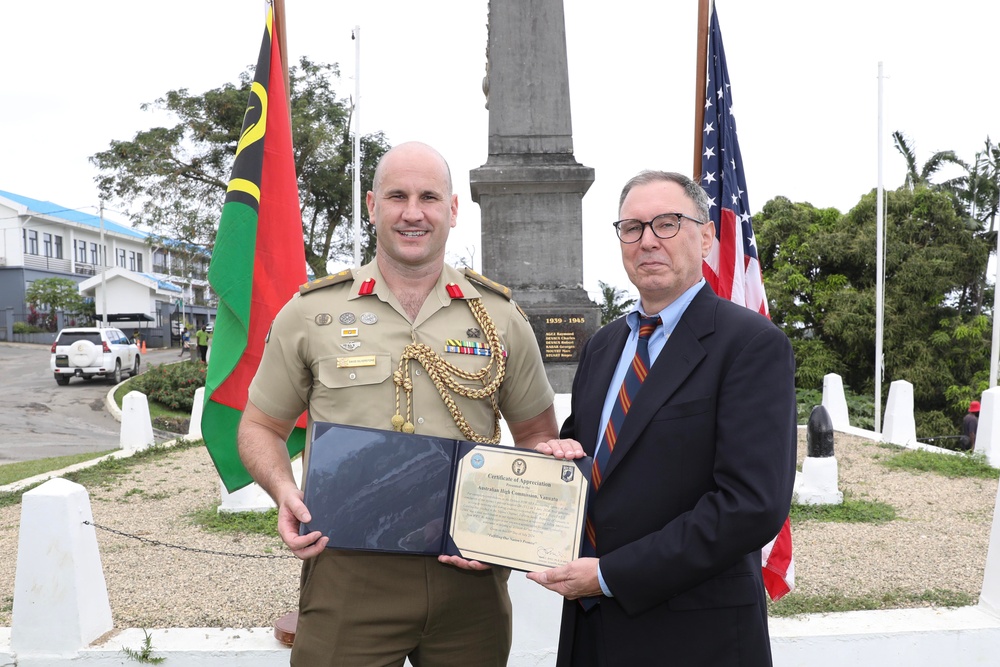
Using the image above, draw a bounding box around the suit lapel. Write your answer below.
[576,320,630,457]
[600,286,718,482]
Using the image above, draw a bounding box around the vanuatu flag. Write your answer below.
[203,5,307,492]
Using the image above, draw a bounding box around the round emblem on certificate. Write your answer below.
[315,313,333,326]
[360,312,378,325]
[471,453,485,469]
[512,458,527,476]
[339,312,357,325]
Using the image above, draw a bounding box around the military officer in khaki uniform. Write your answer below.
[238,142,573,667]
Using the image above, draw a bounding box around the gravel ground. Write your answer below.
[0,431,996,628]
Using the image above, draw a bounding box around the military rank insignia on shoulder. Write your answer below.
[299,269,355,296]
[464,268,512,301]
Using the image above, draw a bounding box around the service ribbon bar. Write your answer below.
[445,340,508,357]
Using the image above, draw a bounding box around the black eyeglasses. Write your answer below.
[612,213,706,243]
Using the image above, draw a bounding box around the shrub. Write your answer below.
[130,362,206,412]
[13,321,46,334]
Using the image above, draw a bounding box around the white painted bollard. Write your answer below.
[120,390,155,451]
[882,380,916,447]
[219,457,304,513]
[980,477,1000,615]
[188,386,206,440]
[975,387,1000,469]
[821,373,850,431]
[12,478,113,658]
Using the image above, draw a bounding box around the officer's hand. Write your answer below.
[438,554,491,571]
[277,491,328,560]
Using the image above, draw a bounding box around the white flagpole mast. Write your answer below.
[875,61,885,433]
[352,26,362,268]
[991,217,1000,387]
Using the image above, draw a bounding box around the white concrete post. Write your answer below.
[120,390,155,451]
[975,387,1000,468]
[218,457,304,513]
[188,386,205,440]
[980,476,1000,615]
[882,380,916,447]
[12,478,113,657]
[794,457,843,505]
[821,374,850,431]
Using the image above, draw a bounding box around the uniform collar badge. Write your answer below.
[446,283,464,299]
[358,278,376,296]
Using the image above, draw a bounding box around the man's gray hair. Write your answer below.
[618,171,711,222]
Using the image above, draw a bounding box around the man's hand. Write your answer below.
[526,557,602,599]
[276,489,328,560]
[533,438,587,460]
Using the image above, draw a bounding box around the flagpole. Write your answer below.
[353,26,362,268]
[692,0,712,179]
[875,61,885,433]
[271,0,291,106]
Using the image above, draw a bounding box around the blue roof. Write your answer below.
[138,272,183,293]
[0,189,149,241]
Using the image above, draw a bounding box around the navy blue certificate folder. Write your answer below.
[300,422,592,571]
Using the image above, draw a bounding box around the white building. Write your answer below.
[0,189,216,346]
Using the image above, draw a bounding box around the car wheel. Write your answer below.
[132,356,141,377]
[54,374,70,386]
[109,360,122,385]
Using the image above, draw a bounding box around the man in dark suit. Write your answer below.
[529,171,797,666]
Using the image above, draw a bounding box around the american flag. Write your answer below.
[700,5,767,316]
[699,5,794,601]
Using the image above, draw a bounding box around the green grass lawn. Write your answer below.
[0,450,116,486]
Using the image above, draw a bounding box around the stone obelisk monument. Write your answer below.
[470,0,598,392]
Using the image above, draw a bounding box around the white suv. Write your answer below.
[50,327,141,386]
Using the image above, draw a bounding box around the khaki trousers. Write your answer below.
[292,550,512,667]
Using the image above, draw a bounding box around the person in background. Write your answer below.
[962,400,980,450]
[195,323,210,363]
[179,327,191,357]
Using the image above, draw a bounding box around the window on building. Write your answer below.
[54,235,63,259]
[43,233,52,257]
[136,253,143,272]
[76,240,87,263]
[117,248,126,268]
[26,230,39,255]
[90,243,99,265]
[129,251,137,271]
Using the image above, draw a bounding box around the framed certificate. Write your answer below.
[300,422,591,572]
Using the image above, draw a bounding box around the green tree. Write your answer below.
[597,280,635,325]
[91,57,390,277]
[756,187,990,436]
[892,131,959,191]
[25,277,91,330]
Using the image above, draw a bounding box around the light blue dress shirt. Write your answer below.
[595,279,705,597]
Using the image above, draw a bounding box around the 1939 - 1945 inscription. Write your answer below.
[528,313,589,363]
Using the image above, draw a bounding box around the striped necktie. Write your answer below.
[579,315,661,608]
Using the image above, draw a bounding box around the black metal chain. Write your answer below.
[83,520,298,560]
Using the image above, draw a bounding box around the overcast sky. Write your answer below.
[4,1,997,296]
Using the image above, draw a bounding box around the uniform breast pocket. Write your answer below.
[315,354,392,389]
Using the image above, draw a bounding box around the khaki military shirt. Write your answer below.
[249,262,554,449]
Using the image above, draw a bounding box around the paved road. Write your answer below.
[0,342,189,463]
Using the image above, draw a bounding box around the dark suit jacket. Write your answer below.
[556,284,797,667]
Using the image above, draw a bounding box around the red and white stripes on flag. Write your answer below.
[699,4,793,600]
